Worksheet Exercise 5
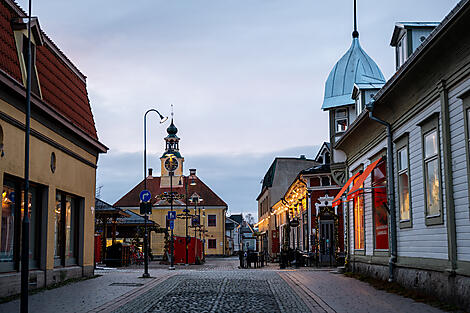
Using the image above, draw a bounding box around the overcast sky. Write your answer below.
[18,0,459,219]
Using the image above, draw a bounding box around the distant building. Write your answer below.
[0,0,107,297]
[115,120,227,257]
[225,216,240,255]
[228,214,243,253]
[274,143,343,264]
[240,221,256,252]
[256,157,317,259]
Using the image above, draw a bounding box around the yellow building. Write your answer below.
[0,0,107,297]
[115,119,227,257]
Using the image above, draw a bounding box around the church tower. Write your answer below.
[160,118,184,187]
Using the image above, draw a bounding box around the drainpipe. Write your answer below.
[366,101,397,282]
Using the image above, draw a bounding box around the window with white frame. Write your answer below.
[356,94,363,116]
[396,33,408,69]
[396,134,411,228]
[335,109,348,133]
[420,115,443,225]
[461,94,470,213]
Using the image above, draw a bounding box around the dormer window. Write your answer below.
[335,109,348,133]
[356,93,363,116]
[22,35,40,95]
[11,17,44,98]
[390,22,438,71]
[396,33,408,70]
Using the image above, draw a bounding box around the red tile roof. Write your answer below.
[114,176,228,208]
[0,2,22,82]
[0,0,98,140]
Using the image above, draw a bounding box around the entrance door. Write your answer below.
[319,220,334,265]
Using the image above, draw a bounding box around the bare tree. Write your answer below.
[244,213,255,225]
[96,185,103,199]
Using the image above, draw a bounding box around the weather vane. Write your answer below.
[171,104,174,118]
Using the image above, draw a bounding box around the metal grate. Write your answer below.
[109,282,144,287]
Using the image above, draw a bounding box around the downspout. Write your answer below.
[366,101,397,282]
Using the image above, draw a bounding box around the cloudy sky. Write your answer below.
[18,0,458,218]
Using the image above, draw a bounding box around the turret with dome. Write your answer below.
[160,117,184,187]
[322,0,385,184]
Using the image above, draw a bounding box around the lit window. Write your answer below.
[398,147,410,221]
[372,158,388,250]
[467,108,470,158]
[424,131,440,217]
[419,114,443,226]
[353,174,364,250]
[55,191,80,266]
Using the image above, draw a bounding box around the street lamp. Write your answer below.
[21,1,33,312]
[178,174,196,265]
[143,109,168,278]
[190,195,203,263]
[164,153,179,270]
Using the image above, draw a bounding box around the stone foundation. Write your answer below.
[349,261,470,311]
[0,266,94,298]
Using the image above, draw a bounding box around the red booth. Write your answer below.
[171,236,203,264]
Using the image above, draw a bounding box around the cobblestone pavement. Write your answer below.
[0,257,446,313]
[112,270,314,313]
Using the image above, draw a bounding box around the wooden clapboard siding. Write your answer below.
[392,99,449,260]
[448,77,470,262]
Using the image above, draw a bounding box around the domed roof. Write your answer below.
[321,37,385,110]
[166,119,178,137]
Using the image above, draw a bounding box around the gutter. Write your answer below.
[366,100,397,282]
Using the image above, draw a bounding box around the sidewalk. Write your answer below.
[281,270,445,313]
[0,267,173,313]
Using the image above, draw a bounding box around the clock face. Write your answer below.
[164,156,179,172]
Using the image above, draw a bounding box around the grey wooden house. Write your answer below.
[327,0,470,309]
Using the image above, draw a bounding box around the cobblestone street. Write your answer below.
[0,258,445,313]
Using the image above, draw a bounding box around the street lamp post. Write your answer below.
[143,109,168,278]
[21,1,32,312]
[179,175,196,265]
[169,171,175,270]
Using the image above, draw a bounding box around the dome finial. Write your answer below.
[352,0,359,38]
[167,105,178,136]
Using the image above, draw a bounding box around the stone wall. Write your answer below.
[349,261,470,311]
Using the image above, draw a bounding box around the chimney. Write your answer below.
[148,168,153,177]
[189,168,196,176]
[300,155,306,159]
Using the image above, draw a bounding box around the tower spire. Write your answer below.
[352,0,359,38]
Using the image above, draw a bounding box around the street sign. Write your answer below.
[139,190,151,202]
[290,219,300,228]
[140,202,152,215]
[167,211,177,220]
[169,219,174,230]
